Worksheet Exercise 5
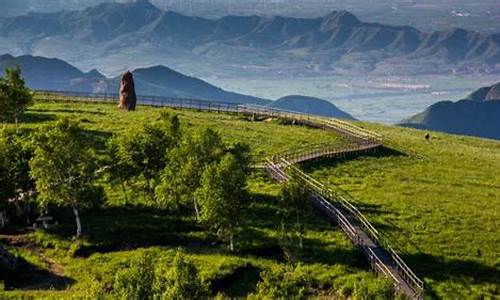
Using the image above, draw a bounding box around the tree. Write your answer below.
[279,175,312,250]
[104,138,138,203]
[111,120,175,202]
[0,67,33,128]
[154,251,208,299]
[156,128,226,218]
[196,153,248,251]
[29,119,98,237]
[0,129,35,225]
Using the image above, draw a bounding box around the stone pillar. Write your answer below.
[118,71,137,111]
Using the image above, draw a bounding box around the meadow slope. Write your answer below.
[1,100,499,298]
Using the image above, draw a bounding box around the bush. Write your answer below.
[249,265,313,300]
[113,251,156,299]
[154,251,209,299]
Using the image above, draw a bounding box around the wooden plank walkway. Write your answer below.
[33,90,423,299]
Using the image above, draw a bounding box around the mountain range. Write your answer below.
[401,82,500,140]
[0,0,498,76]
[0,53,354,119]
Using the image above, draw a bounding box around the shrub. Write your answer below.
[113,251,156,299]
[154,251,209,299]
[249,265,313,300]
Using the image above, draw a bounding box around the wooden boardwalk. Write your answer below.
[33,90,424,299]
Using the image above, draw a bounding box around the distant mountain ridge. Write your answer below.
[0,54,356,119]
[401,82,500,140]
[0,54,269,105]
[270,95,355,120]
[1,0,498,76]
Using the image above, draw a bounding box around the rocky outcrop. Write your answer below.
[118,71,137,111]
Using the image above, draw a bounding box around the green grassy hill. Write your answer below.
[1,100,499,299]
[303,124,500,298]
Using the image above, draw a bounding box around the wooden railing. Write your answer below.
[266,156,424,299]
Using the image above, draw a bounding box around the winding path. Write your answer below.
[33,90,424,299]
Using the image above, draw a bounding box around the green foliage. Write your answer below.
[0,129,35,223]
[279,175,312,250]
[156,128,226,214]
[113,250,208,300]
[155,251,209,300]
[108,119,175,202]
[250,265,313,300]
[113,251,156,299]
[29,118,99,236]
[196,153,249,251]
[0,67,33,124]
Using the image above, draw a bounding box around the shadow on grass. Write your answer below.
[49,205,211,257]
[5,256,75,291]
[19,112,57,123]
[301,236,367,268]
[408,253,500,296]
[83,129,113,151]
[301,146,406,171]
[210,263,262,297]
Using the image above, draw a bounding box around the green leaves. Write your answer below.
[196,153,249,251]
[113,250,208,300]
[29,118,99,236]
[107,116,178,203]
[30,119,97,207]
[0,66,33,124]
[157,251,208,300]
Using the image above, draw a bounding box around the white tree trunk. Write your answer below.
[229,232,234,252]
[193,197,200,221]
[72,206,82,238]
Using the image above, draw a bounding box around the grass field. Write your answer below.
[1,100,499,299]
[302,124,500,298]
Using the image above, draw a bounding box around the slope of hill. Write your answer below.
[1,0,498,75]
[269,95,355,120]
[401,82,500,140]
[0,54,270,105]
[0,54,105,92]
[1,100,498,299]
[122,65,269,105]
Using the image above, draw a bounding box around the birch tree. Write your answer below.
[30,119,98,237]
[196,153,248,251]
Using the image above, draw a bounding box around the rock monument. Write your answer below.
[118,71,137,111]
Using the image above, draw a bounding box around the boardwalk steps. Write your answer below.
[33,90,423,299]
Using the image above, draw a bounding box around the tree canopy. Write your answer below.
[29,119,99,237]
[0,66,33,126]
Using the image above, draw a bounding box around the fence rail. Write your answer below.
[266,157,424,299]
[33,89,423,299]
